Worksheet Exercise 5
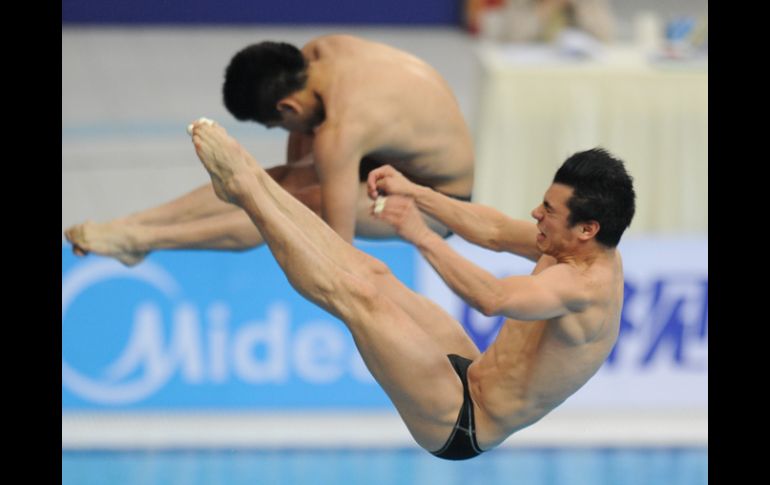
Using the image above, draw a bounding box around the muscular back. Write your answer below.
[304,35,475,197]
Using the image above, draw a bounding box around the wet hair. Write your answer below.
[552,148,636,247]
[222,42,309,124]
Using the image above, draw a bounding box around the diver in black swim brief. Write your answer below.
[192,128,634,463]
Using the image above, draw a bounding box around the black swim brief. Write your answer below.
[359,158,472,201]
[431,354,485,461]
[359,157,386,183]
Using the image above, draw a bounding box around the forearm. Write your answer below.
[413,185,495,246]
[414,231,505,316]
[412,185,540,260]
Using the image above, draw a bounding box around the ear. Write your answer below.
[577,220,600,241]
[276,97,302,116]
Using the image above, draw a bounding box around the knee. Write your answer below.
[349,276,380,304]
[352,254,396,289]
[335,273,387,319]
[363,255,390,278]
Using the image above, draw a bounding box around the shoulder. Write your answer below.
[535,262,580,286]
[534,263,593,312]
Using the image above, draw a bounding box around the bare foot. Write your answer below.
[64,221,148,267]
[189,121,259,204]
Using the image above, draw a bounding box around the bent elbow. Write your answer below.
[486,227,505,253]
[487,237,504,253]
[479,306,498,318]
[477,298,502,317]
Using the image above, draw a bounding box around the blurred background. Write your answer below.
[62,1,707,484]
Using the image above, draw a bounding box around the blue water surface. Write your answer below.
[62,447,708,485]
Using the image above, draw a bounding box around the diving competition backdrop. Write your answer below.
[62,236,707,413]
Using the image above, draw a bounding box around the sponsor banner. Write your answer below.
[63,235,707,412]
[62,242,416,410]
[418,235,708,411]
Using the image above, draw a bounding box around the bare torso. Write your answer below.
[303,35,475,197]
[468,250,625,449]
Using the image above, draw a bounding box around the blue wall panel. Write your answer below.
[62,241,416,410]
[62,0,463,25]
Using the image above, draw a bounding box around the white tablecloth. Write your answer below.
[473,45,707,233]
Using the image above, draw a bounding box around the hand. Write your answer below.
[367,165,419,200]
[371,195,433,245]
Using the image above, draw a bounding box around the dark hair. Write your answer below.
[222,42,309,124]
[552,148,636,247]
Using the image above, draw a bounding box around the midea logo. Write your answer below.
[62,259,375,406]
[62,260,182,404]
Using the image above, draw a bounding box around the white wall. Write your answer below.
[62,27,481,231]
[62,9,708,232]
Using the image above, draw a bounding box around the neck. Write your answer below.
[304,62,327,96]
[555,243,614,268]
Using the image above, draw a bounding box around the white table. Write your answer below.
[472,44,707,233]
